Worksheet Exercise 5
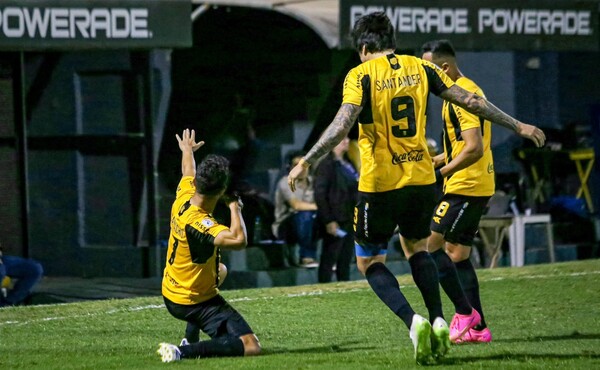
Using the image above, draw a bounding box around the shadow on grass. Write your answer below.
[440,352,600,365]
[264,340,374,355]
[492,331,600,343]
[437,332,600,365]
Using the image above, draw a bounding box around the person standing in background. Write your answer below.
[314,137,359,283]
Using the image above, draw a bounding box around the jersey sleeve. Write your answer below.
[186,217,229,264]
[454,79,483,131]
[420,59,454,96]
[176,176,196,201]
[204,218,229,238]
[342,67,365,106]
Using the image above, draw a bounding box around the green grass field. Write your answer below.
[1,259,599,369]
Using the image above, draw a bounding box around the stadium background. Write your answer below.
[0,0,598,284]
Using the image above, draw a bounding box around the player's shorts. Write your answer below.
[354,184,436,251]
[163,295,254,338]
[430,193,491,246]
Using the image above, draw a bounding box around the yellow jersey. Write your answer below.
[343,54,455,193]
[441,77,495,196]
[162,176,228,305]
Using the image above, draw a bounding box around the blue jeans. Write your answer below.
[0,256,44,306]
[293,211,318,260]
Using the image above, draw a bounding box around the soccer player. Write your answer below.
[157,129,261,362]
[287,12,545,364]
[422,39,495,343]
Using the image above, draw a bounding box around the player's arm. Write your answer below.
[438,85,545,147]
[176,129,205,177]
[432,153,446,168]
[288,103,361,191]
[437,127,483,178]
[214,197,247,250]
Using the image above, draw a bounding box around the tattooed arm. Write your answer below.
[439,85,546,148]
[287,103,361,191]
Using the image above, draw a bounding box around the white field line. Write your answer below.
[2,270,599,327]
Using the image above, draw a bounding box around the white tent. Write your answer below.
[191,0,340,48]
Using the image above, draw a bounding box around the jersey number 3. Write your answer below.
[391,96,416,138]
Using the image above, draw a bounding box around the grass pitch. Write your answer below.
[1,259,599,369]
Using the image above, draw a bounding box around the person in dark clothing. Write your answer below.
[0,246,43,307]
[314,137,359,283]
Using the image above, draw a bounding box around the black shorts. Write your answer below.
[430,193,491,246]
[354,184,436,247]
[163,295,253,339]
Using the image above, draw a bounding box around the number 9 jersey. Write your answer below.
[342,54,454,193]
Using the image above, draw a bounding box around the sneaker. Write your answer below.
[409,314,434,365]
[455,327,492,344]
[449,309,481,343]
[157,342,181,363]
[300,258,319,269]
[431,317,450,359]
[179,338,189,346]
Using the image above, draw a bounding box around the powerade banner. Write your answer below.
[0,0,191,50]
[340,0,599,51]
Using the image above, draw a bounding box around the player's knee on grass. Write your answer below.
[241,333,261,356]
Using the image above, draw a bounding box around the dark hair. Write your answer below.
[421,39,456,58]
[195,154,230,195]
[351,12,396,54]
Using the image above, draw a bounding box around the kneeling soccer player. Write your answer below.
[157,129,261,362]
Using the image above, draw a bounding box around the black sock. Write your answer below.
[180,335,245,358]
[455,258,486,329]
[408,251,444,322]
[430,249,472,315]
[365,262,415,328]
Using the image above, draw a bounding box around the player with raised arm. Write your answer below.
[288,12,545,365]
[157,129,261,362]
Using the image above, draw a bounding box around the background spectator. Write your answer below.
[0,245,44,307]
[314,137,358,283]
[272,151,319,268]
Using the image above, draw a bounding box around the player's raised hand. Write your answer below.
[517,123,546,148]
[176,129,205,152]
[190,129,205,152]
